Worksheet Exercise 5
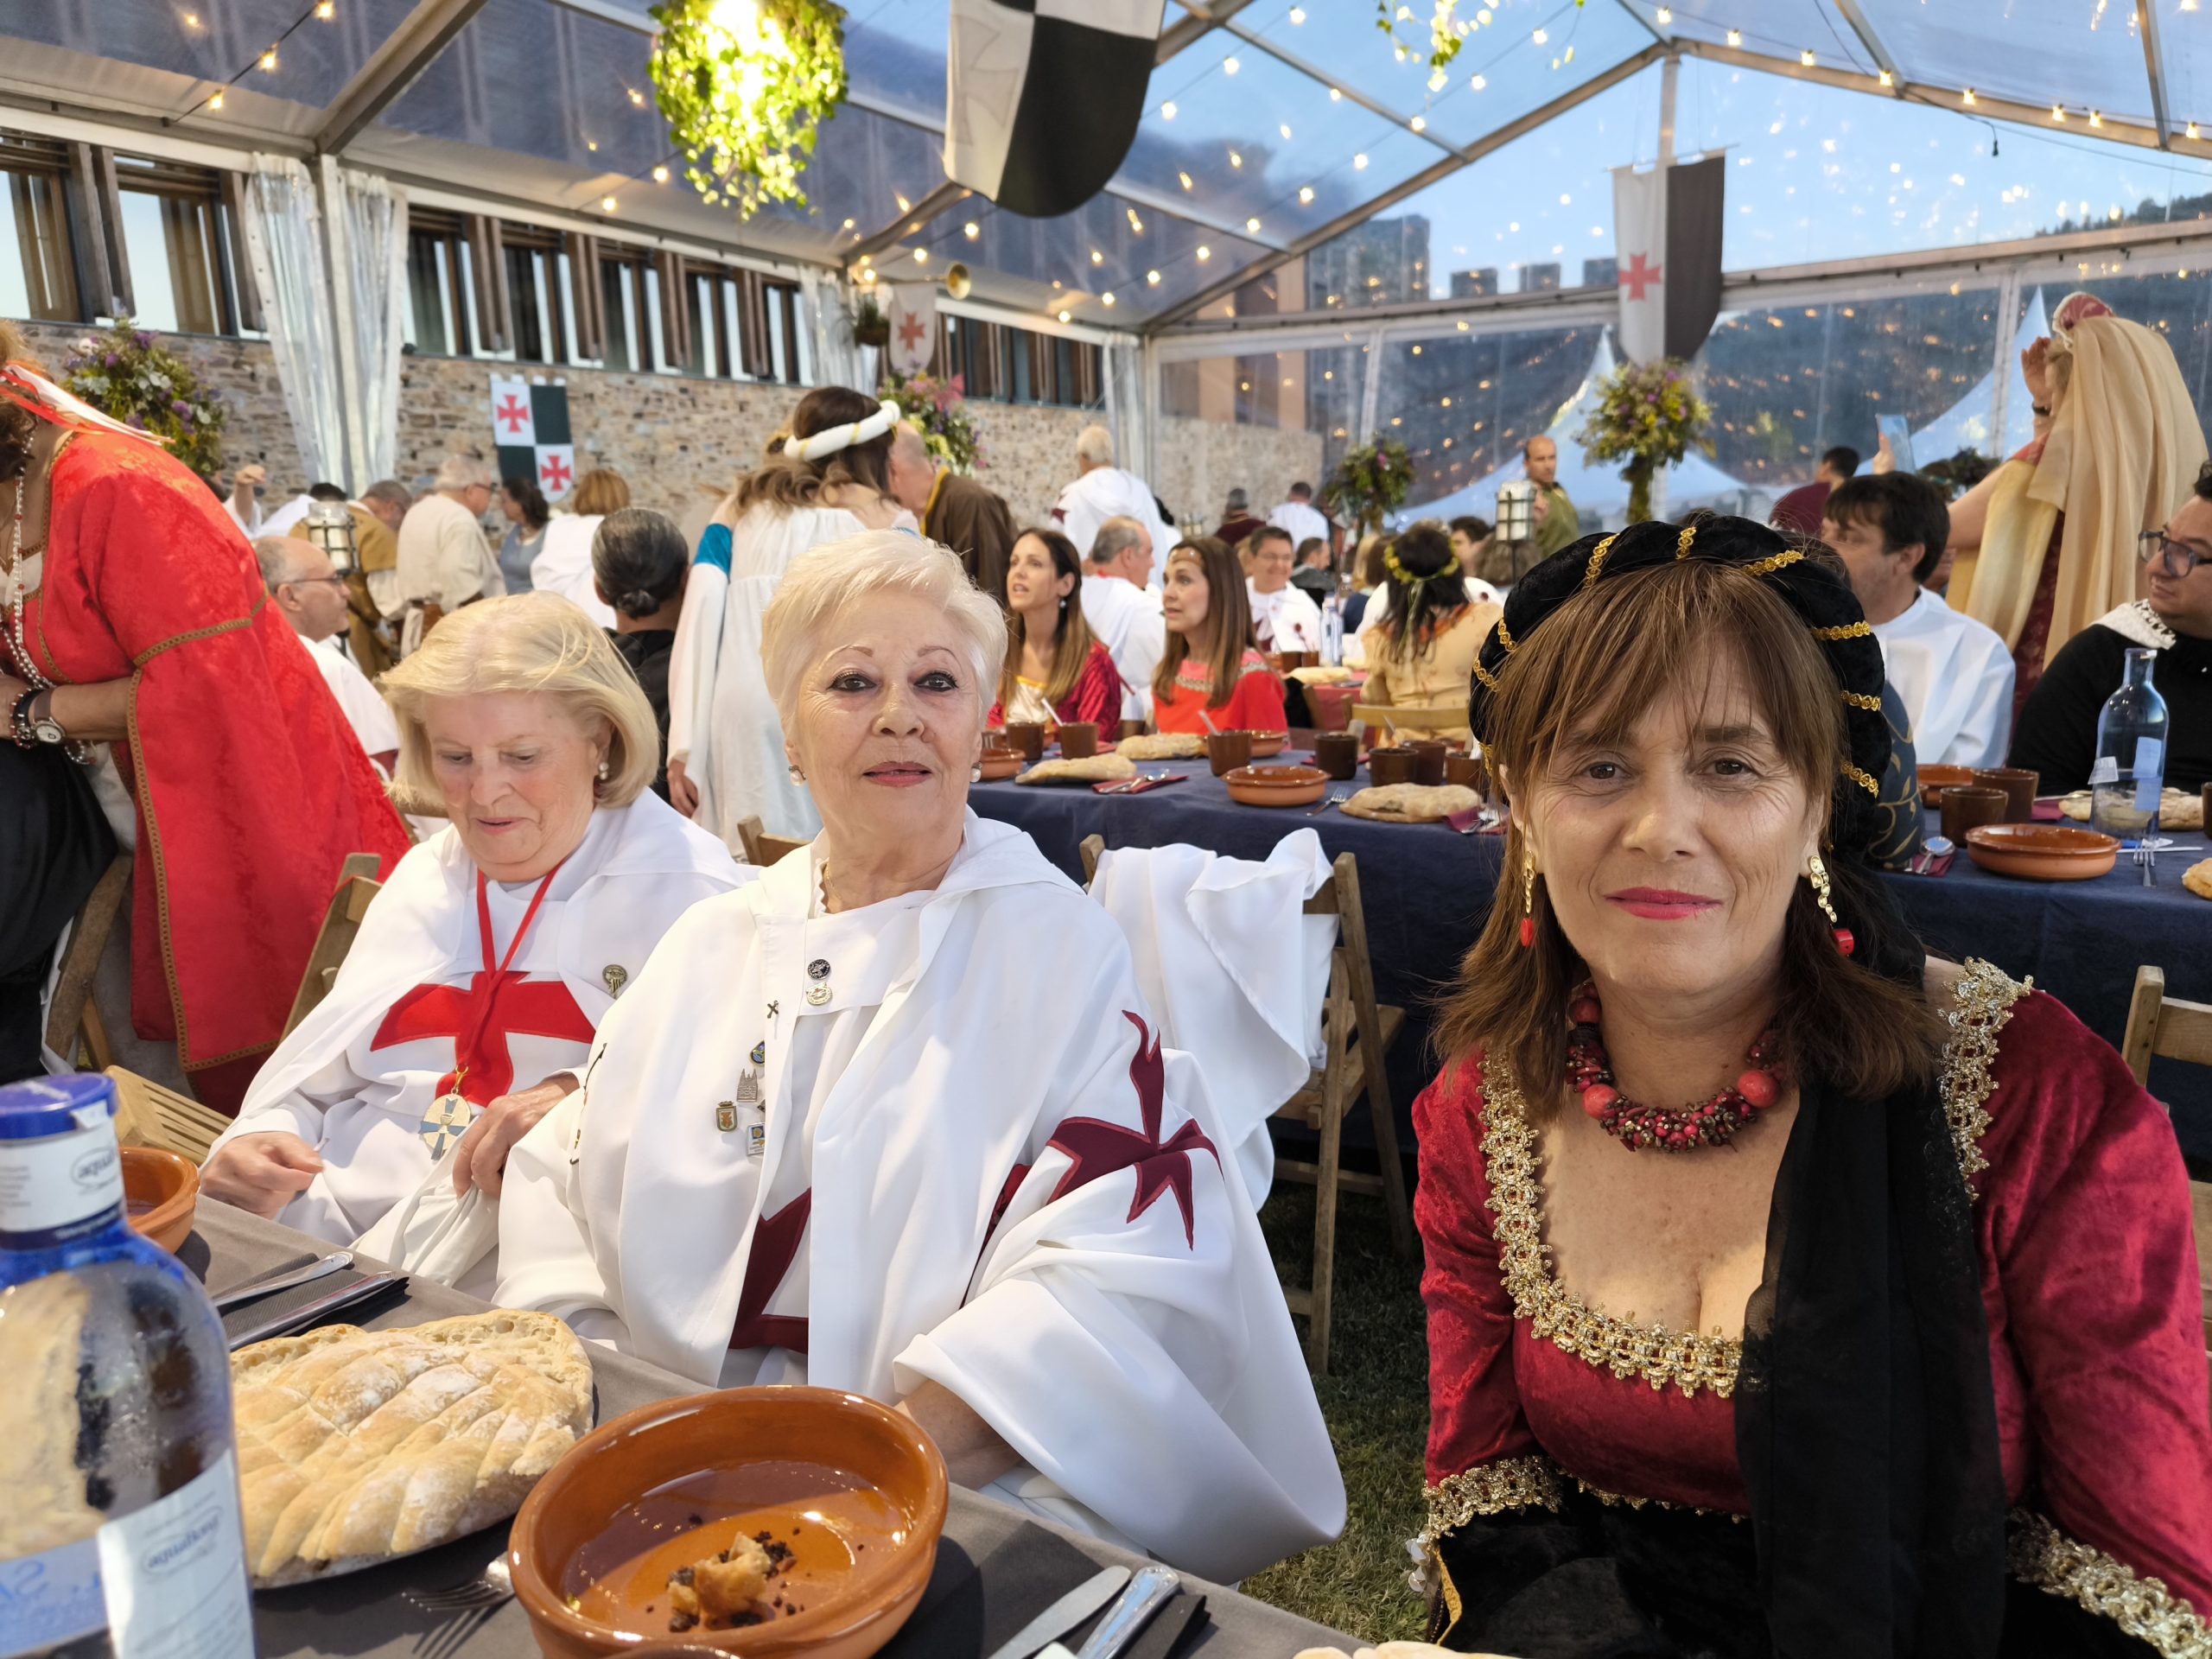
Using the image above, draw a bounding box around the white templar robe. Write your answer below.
[668,505,875,849]
[1081,572,1166,721]
[1249,580,1324,654]
[210,795,746,1247]
[496,814,1344,1584]
[1051,467,1170,588]
[1872,587,2017,769]
[529,512,619,630]
[305,633,399,766]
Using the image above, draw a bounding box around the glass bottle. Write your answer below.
[0,1074,254,1659]
[2088,646,2171,842]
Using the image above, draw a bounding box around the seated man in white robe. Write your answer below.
[499,532,1345,1585]
[1243,524,1324,655]
[256,534,399,773]
[201,594,744,1268]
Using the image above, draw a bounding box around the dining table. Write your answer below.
[969,767,2212,1161]
[188,1203,1351,1659]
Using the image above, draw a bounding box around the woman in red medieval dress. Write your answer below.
[0,321,410,1109]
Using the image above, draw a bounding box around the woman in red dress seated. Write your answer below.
[1415,514,2211,1656]
[1152,536,1287,737]
[987,528,1122,730]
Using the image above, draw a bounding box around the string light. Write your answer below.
[1726,28,1742,46]
[963,220,980,238]
[1470,73,1486,90]
[1799,48,1815,66]
[2089,110,2104,127]
[2052,105,2067,121]
[182,10,200,24]
[601,194,617,210]
[1230,149,1243,168]
[1279,124,1292,139]
[1531,27,1548,43]
[1090,249,1103,264]
[1196,245,1211,261]
[1410,115,1426,130]
[1057,308,1071,322]
[1961,87,1976,105]
[1102,291,1115,306]
[912,247,928,264]
[652,163,670,181]
[1147,269,1161,284]
[1354,152,1370,168]
[314,0,334,16]
[260,45,279,69]
[895,193,911,212]
[627,87,645,106]
[208,90,224,109]
[1654,4,1670,19]
[1160,100,1177,119]
[1178,170,1193,190]
[1878,68,1893,86]
[1246,215,1261,232]
[1288,5,1306,19]
[2190,121,2202,140]
[1223,54,1240,73]
[1329,87,1341,101]
[1299,186,1315,202]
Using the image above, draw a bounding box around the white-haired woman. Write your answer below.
[202,594,746,1268]
[498,533,1345,1585]
[667,385,913,849]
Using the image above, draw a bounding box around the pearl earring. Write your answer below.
[595,759,610,782]
[969,762,982,782]
[788,763,805,785]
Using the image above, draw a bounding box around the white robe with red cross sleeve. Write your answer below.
[494,813,1344,1584]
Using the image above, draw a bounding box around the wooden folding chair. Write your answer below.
[1080,835,1413,1374]
[106,1065,232,1164]
[44,853,132,1071]
[2120,964,2212,1364]
[736,815,810,868]
[281,854,385,1040]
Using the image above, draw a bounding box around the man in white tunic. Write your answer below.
[500,532,1343,1582]
[1051,424,1169,588]
[1081,516,1166,721]
[255,536,399,772]
[1268,480,1330,551]
[1244,524,1325,654]
[395,454,505,657]
[1825,475,2015,767]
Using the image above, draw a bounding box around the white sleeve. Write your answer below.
[493,1081,632,1346]
[1961,638,2018,770]
[666,560,729,769]
[365,565,404,620]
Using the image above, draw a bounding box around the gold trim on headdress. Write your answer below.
[1841,690,1884,712]
[1812,621,1874,641]
[1745,548,1805,577]
[1675,524,1698,560]
[1494,615,1517,653]
[1841,761,1879,795]
[1580,533,1618,590]
[1472,658,1502,693]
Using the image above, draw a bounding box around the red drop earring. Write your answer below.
[1518,850,1537,948]
[1808,853,1853,957]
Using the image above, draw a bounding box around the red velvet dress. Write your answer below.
[987,641,1124,730]
[1152,647,1287,736]
[1417,963,2212,1656]
[4,395,409,1101]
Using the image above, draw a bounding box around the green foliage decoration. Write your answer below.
[648,0,849,219]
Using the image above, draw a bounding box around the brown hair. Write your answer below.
[572,467,631,518]
[998,527,1102,711]
[1437,558,1942,1110]
[733,387,893,515]
[1355,531,1390,589]
[1152,535,1255,711]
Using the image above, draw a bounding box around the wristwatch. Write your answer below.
[12,687,66,747]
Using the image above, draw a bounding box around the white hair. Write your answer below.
[433,453,497,492]
[251,534,313,591]
[890,421,931,464]
[760,531,1007,734]
[1075,423,1115,467]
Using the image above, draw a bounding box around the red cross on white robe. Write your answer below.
[1046,1012,1217,1247]
[729,1192,810,1352]
[371,971,593,1103]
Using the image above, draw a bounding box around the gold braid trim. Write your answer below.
[1495,614,1516,653]
[1812,620,1873,640]
[1675,523,1697,559]
[1471,658,1502,693]
[2007,1510,2212,1658]
[1941,959,2031,1193]
[1840,760,1879,796]
[1744,548,1804,577]
[1573,1478,1747,1522]
[1580,533,1618,589]
[1422,1457,1565,1539]
[1841,690,1884,712]
[1480,1058,1744,1398]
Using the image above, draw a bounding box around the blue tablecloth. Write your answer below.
[969,772,2212,1160]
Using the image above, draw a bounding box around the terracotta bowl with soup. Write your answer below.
[510,1387,947,1659]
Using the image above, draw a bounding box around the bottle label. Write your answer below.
[0,1535,107,1656]
[93,1451,254,1659]
[0,1111,123,1235]
[2133,737,2165,811]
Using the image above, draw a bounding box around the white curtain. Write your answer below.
[238,155,344,487]
[799,266,868,391]
[340,170,408,487]
[1103,334,1149,486]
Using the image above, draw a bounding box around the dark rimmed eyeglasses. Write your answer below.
[2137,529,2208,578]
[283,575,350,593]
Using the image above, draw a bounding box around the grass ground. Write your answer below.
[1242,1181,1432,1644]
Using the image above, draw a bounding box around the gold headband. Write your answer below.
[1471,658,1502,693]
[1811,620,1873,641]
[1745,548,1805,578]
[1580,533,1618,591]
[1675,524,1698,560]
[1840,760,1879,796]
[1841,690,1884,712]
[1494,615,1517,654]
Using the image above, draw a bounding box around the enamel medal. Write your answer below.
[420,1085,473,1155]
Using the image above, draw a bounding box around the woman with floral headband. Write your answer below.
[667,387,915,849]
[1357,518,1500,747]
[1413,513,2209,1656]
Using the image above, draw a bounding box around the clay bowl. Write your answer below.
[122,1146,199,1255]
[1224,764,1330,808]
[1918,764,1977,808]
[511,1387,947,1659]
[1963,823,2120,881]
[1245,731,1290,759]
[976,747,1024,782]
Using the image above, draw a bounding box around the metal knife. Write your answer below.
[225,1270,405,1351]
[1072,1564,1179,1659]
[211,1249,353,1312]
[982,1566,1130,1659]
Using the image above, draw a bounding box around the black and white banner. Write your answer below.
[489,375,576,501]
[1611,155,1726,364]
[946,0,1164,219]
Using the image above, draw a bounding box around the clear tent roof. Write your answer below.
[5,0,2212,328]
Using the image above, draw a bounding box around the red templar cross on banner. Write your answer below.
[1619,252,1664,302]
[539,452,574,493]
[495,393,531,435]
[371,972,592,1104]
[896,309,928,353]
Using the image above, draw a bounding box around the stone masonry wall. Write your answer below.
[4,320,1321,548]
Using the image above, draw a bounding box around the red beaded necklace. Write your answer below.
[1565,981,1785,1152]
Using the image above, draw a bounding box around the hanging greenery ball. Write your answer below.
[648,0,849,220]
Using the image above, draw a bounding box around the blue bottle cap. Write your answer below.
[0,1073,119,1141]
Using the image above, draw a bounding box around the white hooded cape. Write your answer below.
[495,815,1344,1584]
[209,793,747,1244]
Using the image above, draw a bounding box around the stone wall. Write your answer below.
[3,319,1321,543]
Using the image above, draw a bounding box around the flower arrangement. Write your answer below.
[881,369,983,474]
[1325,435,1414,535]
[1573,355,1713,524]
[850,292,889,347]
[60,319,227,477]
[648,0,848,219]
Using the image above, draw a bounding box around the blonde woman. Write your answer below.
[988,527,1122,728]
[531,467,633,629]
[201,594,744,1250]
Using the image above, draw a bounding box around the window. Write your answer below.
[405,208,475,356]
[599,249,649,371]
[0,132,78,321]
[937,313,1099,409]
[500,223,568,365]
[111,156,245,336]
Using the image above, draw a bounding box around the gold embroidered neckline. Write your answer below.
[1477,959,2030,1402]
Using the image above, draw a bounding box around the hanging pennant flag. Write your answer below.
[1610,155,1726,364]
[945,0,1165,219]
[884,283,938,378]
[490,374,577,500]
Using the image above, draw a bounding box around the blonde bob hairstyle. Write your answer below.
[760,531,1007,735]
[378,592,659,816]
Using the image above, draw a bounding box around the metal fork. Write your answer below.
[408,1556,512,1659]
[1306,788,1350,817]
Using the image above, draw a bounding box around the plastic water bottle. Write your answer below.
[2088,647,2171,842]
[0,1074,255,1659]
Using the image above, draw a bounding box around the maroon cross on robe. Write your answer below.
[370,971,593,1103]
[1046,1012,1218,1247]
[729,1192,810,1352]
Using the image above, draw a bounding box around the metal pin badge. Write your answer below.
[602,963,629,996]
[715,1100,737,1132]
[806,958,831,981]
[805,984,833,1007]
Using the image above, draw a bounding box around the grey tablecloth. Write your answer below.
[189,1203,1351,1659]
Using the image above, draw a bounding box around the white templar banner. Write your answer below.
[885,283,938,378]
[1611,164,1669,365]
